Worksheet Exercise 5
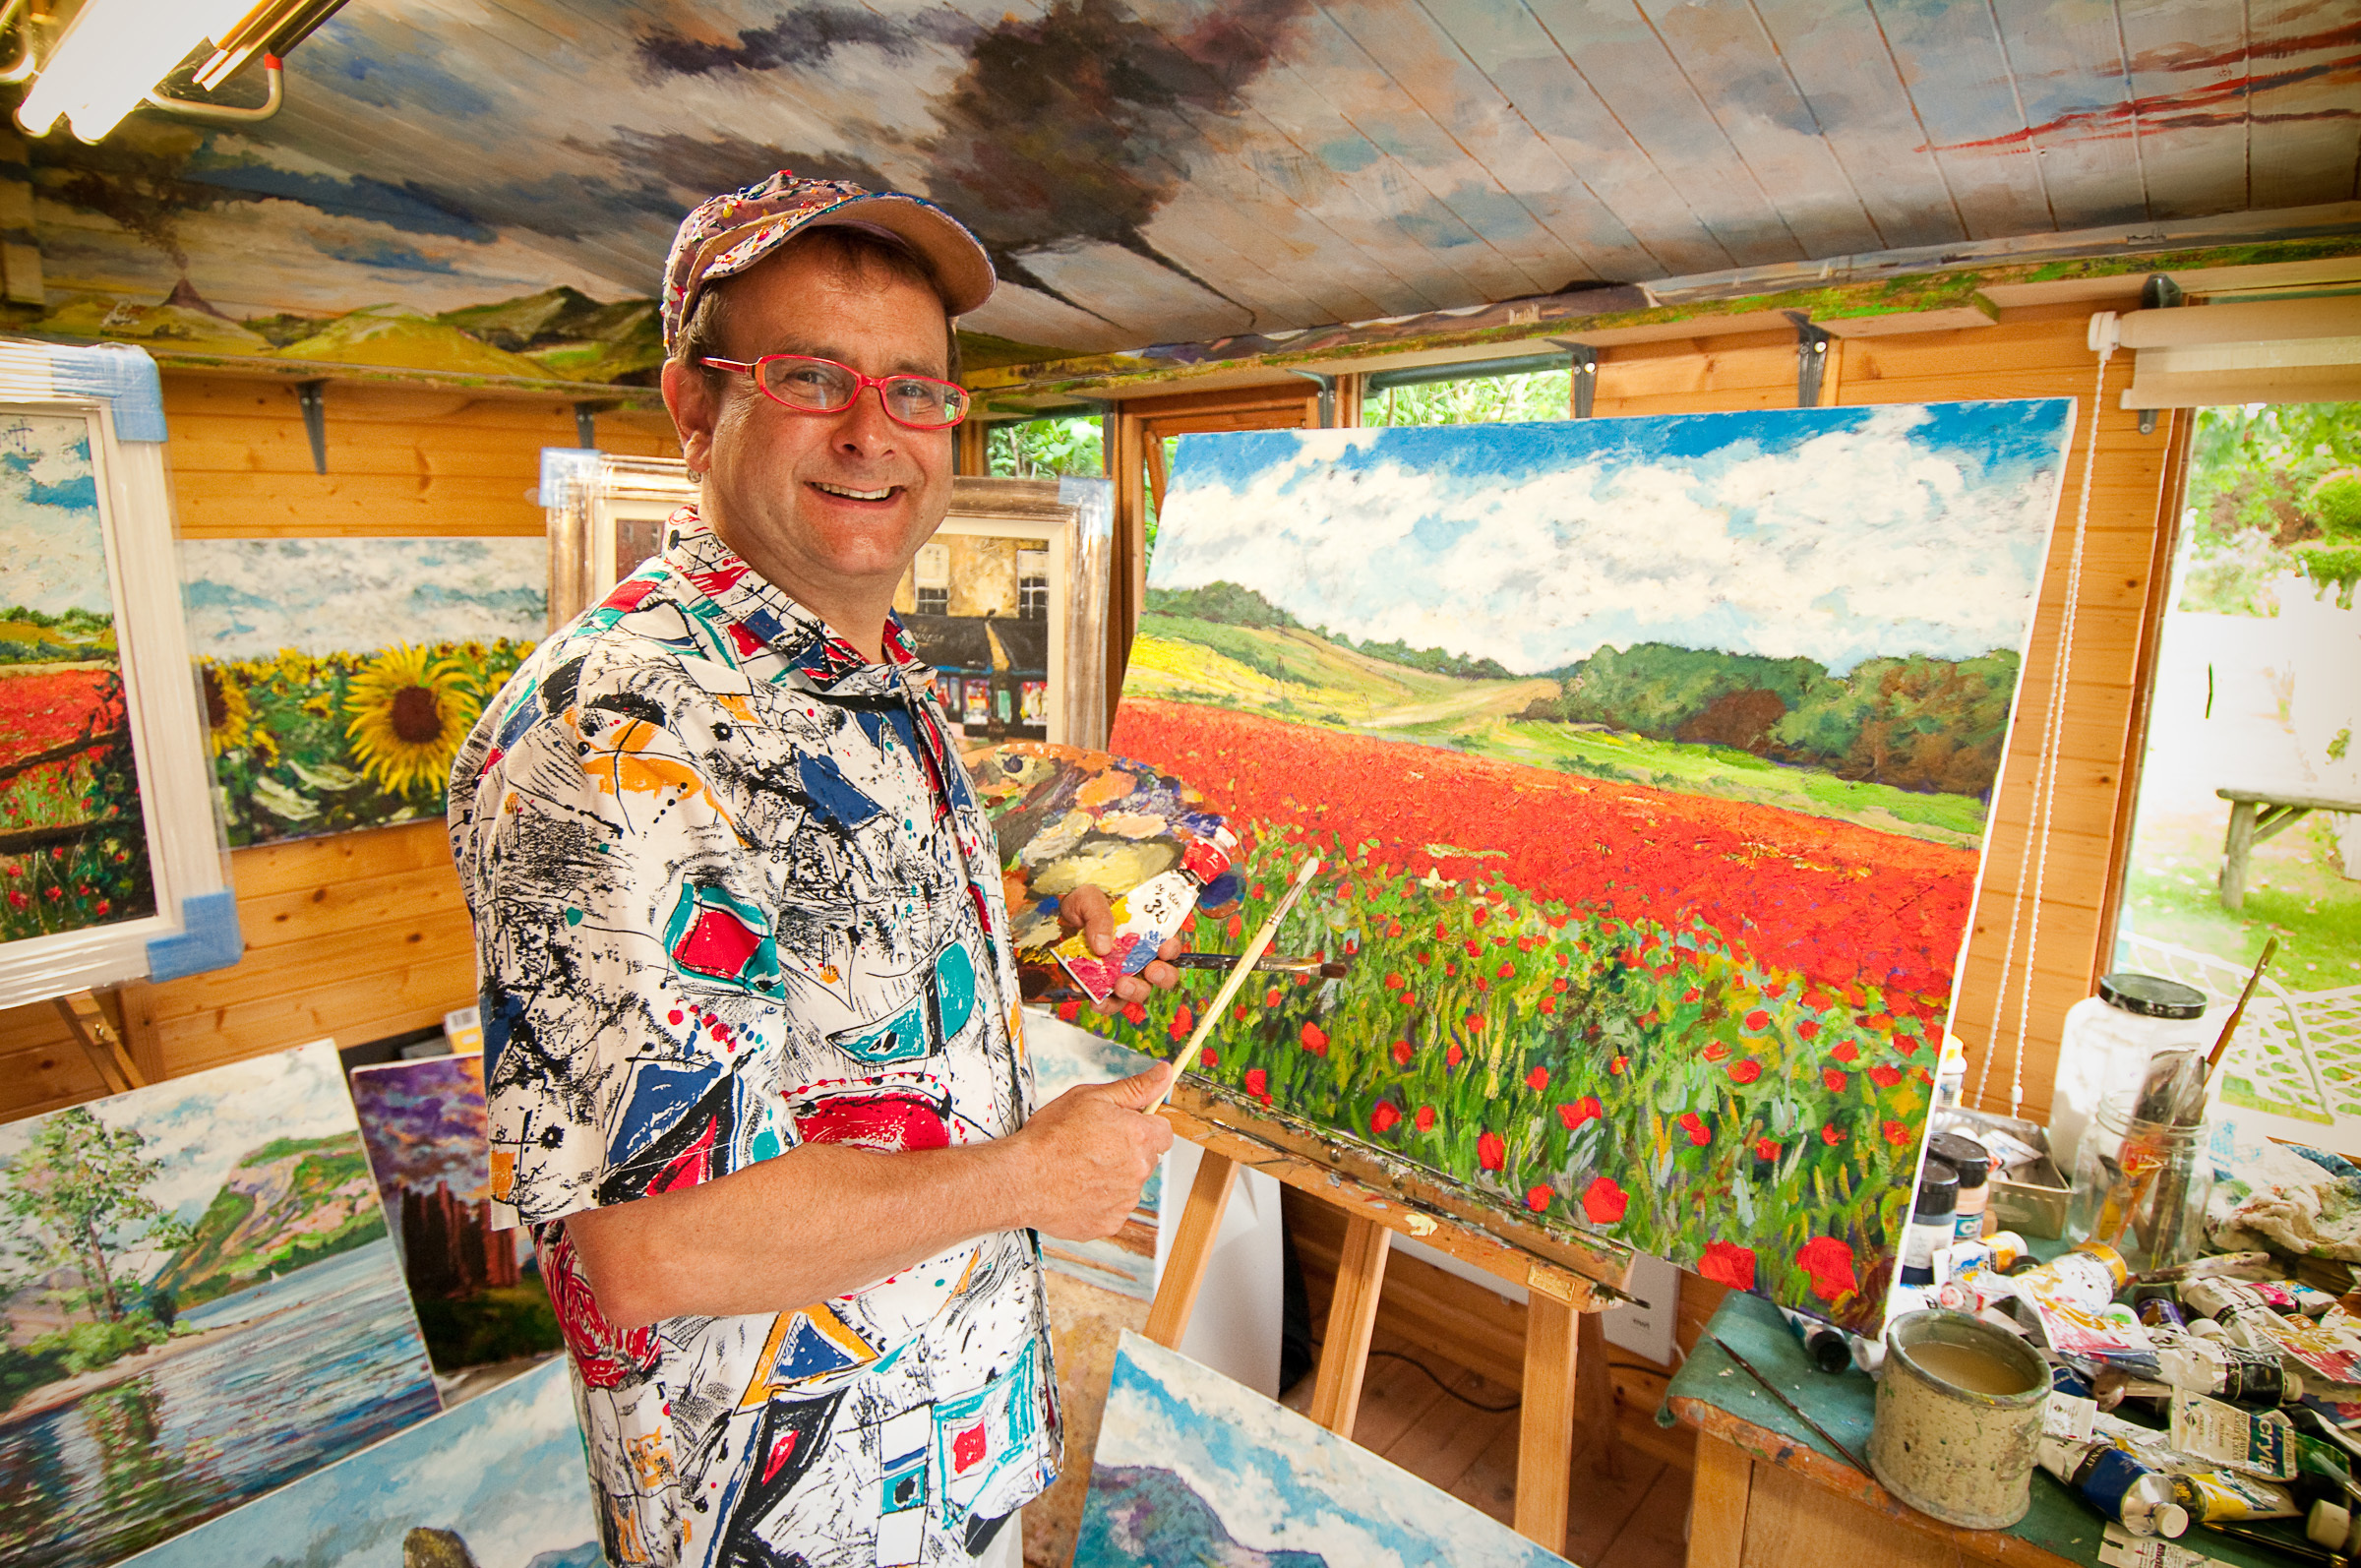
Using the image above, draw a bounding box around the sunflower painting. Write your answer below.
[181,539,545,845]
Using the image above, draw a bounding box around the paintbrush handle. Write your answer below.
[1150,857,1321,1114]
[2204,936,2278,1079]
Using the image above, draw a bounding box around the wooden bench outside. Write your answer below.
[2217,783,2361,910]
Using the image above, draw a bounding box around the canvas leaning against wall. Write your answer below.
[1079,1331,1569,1567]
[350,1054,563,1384]
[180,537,545,845]
[119,1355,596,1568]
[1070,403,2073,1334]
[0,1041,442,1568]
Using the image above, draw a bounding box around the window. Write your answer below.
[1017,548,1050,620]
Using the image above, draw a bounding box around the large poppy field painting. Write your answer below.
[180,539,544,845]
[1067,404,2072,1332]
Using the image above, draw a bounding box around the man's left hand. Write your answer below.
[1056,883,1182,1016]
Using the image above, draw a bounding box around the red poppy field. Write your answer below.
[1073,699,1982,1331]
[0,665,152,939]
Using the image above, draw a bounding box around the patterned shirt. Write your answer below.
[449,509,1059,1568]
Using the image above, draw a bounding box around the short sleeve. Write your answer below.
[460,662,800,1230]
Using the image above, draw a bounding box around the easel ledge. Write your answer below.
[55,989,147,1095]
[1146,1080,1637,1551]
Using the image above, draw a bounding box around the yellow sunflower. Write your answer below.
[344,643,481,797]
[201,663,251,756]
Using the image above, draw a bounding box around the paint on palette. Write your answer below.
[0,1041,441,1568]
[349,1054,564,1379]
[1079,1331,1569,1567]
[119,1355,596,1568]
[0,411,156,940]
[1065,404,2073,1335]
[180,537,544,845]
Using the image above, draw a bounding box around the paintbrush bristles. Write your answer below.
[2204,936,2279,1080]
[1151,856,1322,1114]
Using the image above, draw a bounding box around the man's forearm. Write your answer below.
[566,1135,1040,1329]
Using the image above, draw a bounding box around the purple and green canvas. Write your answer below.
[349,1054,562,1378]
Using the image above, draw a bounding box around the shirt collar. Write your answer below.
[660,505,935,695]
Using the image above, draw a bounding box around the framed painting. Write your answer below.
[0,342,231,1008]
[1079,1332,1569,1567]
[179,537,546,846]
[119,1357,594,1568]
[0,1040,440,1568]
[1065,402,2076,1334]
[349,1053,564,1384]
[545,456,1114,747]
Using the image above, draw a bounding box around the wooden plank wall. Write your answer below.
[0,374,679,1119]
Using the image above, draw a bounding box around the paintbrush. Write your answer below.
[1150,857,1321,1115]
[1710,1336,1873,1476]
[2198,936,2280,1096]
[1172,951,1353,978]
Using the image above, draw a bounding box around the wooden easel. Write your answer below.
[1145,1083,1635,1551]
[54,989,148,1094]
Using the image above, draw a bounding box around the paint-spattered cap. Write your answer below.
[660,170,996,355]
[2096,972,2209,1020]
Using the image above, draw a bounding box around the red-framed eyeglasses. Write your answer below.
[700,354,970,430]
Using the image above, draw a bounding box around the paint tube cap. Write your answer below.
[2309,1499,2351,1550]
[2097,972,2209,1020]
[2149,1502,2190,1538]
[1928,1131,1990,1186]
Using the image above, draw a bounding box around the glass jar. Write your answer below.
[2063,1099,2212,1273]
[2048,973,2210,1173]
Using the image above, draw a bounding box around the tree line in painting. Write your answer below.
[1148,580,2020,800]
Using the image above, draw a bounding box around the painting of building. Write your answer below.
[894,527,1058,744]
[1073,403,2073,1333]
[1079,1332,1569,1567]
[349,1055,561,1382]
[179,538,545,846]
[0,1041,441,1568]
[119,1356,596,1568]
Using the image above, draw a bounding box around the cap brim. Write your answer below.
[804,194,997,317]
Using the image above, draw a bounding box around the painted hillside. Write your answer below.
[150,1133,388,1308]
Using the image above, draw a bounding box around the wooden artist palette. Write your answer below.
[961,741,1240,977]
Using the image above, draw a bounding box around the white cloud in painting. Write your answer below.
[181,537,546,658]
[1092,1333,1564,1568]
[1150,403,2071,676]
[0,412,111,617]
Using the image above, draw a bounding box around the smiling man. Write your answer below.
[448,174,1178,1568]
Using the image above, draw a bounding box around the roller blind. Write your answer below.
[2122,295,2361,408]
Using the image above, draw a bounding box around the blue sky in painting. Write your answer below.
[0,412,110,618]
[1153,400,2073,676]
[122,1357,596,1568]
[181,537,546,658]
[1089,1333,1568,1568]
[0,1042,359,1254]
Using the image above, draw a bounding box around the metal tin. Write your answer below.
[1871,1309,2050,1530]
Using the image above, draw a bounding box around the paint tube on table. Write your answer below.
[2038,1438,2191,1538]
[2133,1292,2187,1333]
[2168,1389,2297,1480]
[2140,1251,2276,1286]
[1779,1307,1853,1374]
[2089,1414,2303,1522]
[2019,1242,2136,1310]
[2151,1333,2294,1409]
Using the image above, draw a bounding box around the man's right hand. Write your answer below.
[1009,1061,1177,1240]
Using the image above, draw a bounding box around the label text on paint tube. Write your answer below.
[2166,1390,2294,1480]
[2045,1393,2097,1443]
[1051,870,1198,1001]
[2097,1524,2229,1568]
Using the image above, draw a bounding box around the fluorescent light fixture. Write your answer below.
[17,0,263,143]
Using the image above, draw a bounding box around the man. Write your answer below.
[449,172,1179,1568]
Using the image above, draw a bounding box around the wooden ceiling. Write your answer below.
[28,0,2361,359]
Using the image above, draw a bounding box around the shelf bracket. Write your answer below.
[295,380,327,474]
[1549,339,1600,418]
[1787,313,1834,408]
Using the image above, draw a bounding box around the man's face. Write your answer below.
[668,243,955,605]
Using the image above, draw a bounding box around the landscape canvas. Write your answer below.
[1083,403,2071,1333]
[180,538,545,845]
[349,1055,562,1381]
[0,410,156,941]
[1028,1011,1163,1300]
[120,1354,594,1568]
[0,1041,441,1568]
[1080,1331,1567,1567]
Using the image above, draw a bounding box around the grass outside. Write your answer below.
[2119,810,2361,985]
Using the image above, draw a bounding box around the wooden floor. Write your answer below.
[1279,1327,1692,1568]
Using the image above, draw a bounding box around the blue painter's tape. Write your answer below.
[538,446,599,508]
[48,343,167,443]
[145,889,244,982]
